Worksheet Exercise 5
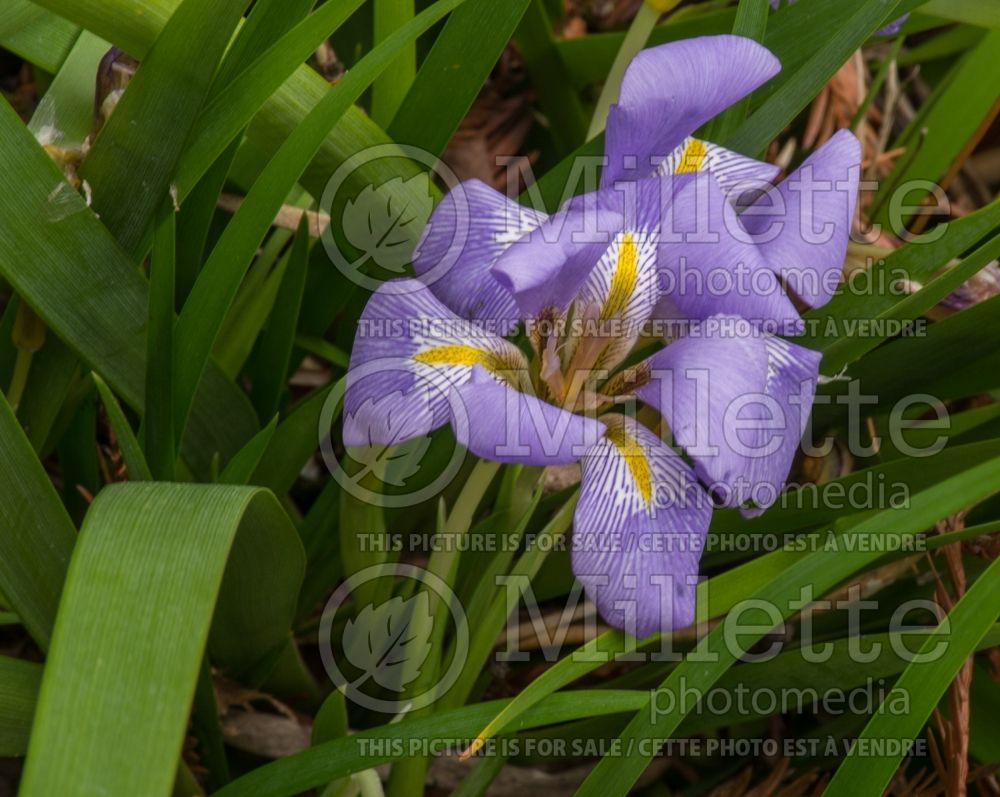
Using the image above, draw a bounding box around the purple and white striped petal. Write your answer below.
[739,335,821,516]
[343,279,527,448]
[603,36,780,186]
[453,366,606,465]
[633,319,820,512]
[634,320,768,507]
[740,129,860,308]
[413,179,545,327]
[656,136,780,207]
[573,414,712,636]
[574,228,661,372]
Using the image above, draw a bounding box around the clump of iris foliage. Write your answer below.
[0,0,998,796]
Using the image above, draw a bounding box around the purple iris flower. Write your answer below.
[769,0,909,36]
[343,36,859,637]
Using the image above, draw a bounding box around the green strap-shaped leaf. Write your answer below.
[79,0,251,255]
[171,0,470,441]
[251,217,311,423]
[0,0,78,72]
[824,556,1000,796]
[92,373,153,481]
[0,391,76,651]
[173,0,369,198]
[215,691,649,797]
[723,0,904,156]
[31,0,440,226]
[0,94,258,477]
[0,655,42,757]
[706,0,769,141]
[372,0,416,127]
[20,482,305,797]
[873,30,1000,227]
[388,0,533,156]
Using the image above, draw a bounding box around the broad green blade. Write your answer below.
[0,0,78,72]
[171,0,470,442]
[20,482,305,797]
[0,656,42,757]
[0,95,259,477]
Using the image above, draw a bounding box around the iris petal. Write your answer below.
[656,136,781,207]
[634,318,820,512]
[413,179,545,325]
[741,129,860,309]
[343,278,527,447]
[573,414,712,636]
[603,36,780,186]
[453,366,607,466]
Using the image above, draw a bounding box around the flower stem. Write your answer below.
[587,0,679,140]
[445,458,502,534]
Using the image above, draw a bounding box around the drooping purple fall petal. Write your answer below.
[343,279,527,447]
[635,320,820,512]
[573,414,712,636]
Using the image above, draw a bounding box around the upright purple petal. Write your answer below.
[653,173,804,333]
[413,179,545,327]
[453,367,606,465]
[490,192,629,318]
[603,36,780,186]
[573,414,712,637]
[740,129,861,309]
[343,279,527,447]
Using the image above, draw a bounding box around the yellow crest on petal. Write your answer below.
[605,420,653,506]
[600,232,639,321]
[675,138,707,174]
[413,344,502,370]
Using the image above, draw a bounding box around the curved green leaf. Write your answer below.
[20,482,305,797]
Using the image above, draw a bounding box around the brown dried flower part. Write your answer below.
[441,45,538,193]
[798,439,854,486]
[898,259,1000,321]
[94,47,139,136]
